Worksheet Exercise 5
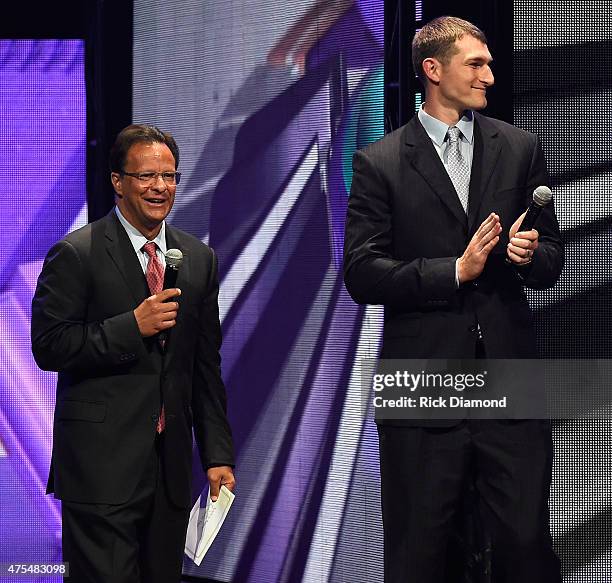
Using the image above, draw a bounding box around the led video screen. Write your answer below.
[0,39,86,569]
[514,1,612,580]
[133,1,384,581]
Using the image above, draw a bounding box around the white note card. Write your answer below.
[184,485,235,566]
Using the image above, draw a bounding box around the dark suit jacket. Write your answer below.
[344,114,563,421]
[31,211,234,508]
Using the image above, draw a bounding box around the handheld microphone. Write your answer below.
[163,248,183,291]
[517,186,553,232]
[159,248,183,347]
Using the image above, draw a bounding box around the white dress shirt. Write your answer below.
[114,206,167,273]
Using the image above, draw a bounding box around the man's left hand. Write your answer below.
[207,466,236,502]
[507,210,539,265]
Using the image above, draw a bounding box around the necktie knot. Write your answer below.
[447,126,461,143]
[142,241,157,258]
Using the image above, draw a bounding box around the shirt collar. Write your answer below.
[114,206,167,256]
[418,105,474,145]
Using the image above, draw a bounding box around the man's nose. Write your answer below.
[151,174,167,191]
[482,65,494,86]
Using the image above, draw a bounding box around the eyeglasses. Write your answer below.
[121,171,182,186]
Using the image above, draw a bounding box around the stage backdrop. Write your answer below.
[135,1,612,582]
[133,1,384,581]
[0,39,87,573]
[514,1,612,580]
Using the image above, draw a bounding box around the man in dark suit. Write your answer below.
[344,17,563,583]
[31,125,235,582]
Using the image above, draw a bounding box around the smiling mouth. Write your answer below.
[144,198,167,205]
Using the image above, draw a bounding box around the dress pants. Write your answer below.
[378,341,561,583]
[378,420,561,583]
[61,434,190,583]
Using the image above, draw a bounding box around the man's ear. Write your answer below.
[422,57,441,84]
[111,173,123,199]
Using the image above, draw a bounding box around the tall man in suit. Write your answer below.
[344,17,563,583]
[32,125,235,582]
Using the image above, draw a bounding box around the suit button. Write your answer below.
[472,281,479,288]
[469,326,477,333]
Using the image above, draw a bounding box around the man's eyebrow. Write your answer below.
[467,56,493,64]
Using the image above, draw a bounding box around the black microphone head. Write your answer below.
[165,248,183,269]
[533,186,552,207]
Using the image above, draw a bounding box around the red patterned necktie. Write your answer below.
[142,242,166,433]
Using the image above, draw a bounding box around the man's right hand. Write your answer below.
[457,213,501,284]
[133,288,181,337]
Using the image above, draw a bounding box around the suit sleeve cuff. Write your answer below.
[207,462,236,470]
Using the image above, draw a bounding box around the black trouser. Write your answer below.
[379,419,560,583]
[61,435,190,583]
[379,341,561,583]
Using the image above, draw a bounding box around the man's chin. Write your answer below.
[141,209,171,231]
[145,205,172,221]
[469,102,487,111]
[473,96,488,110]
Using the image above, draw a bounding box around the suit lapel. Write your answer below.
[104,211,150,305]
[404,117,468,229]
[468,114,501,232]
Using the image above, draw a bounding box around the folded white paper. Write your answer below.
[184,485,235,566]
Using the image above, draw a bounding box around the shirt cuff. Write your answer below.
[455,258,460,288]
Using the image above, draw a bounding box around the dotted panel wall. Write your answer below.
[515,2,612,579]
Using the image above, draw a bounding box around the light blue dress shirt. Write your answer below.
[417,105,475,172]
[115,206,167,273]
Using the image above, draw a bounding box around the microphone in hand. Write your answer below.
[516,186,552,233]
[506,186,552,266]
[159,248,183,346]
